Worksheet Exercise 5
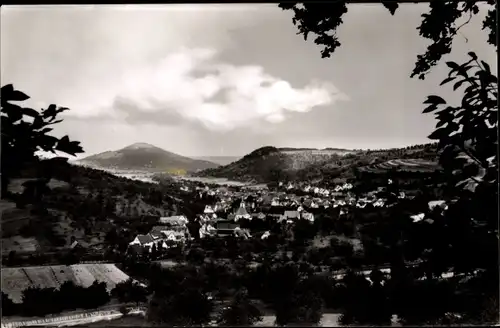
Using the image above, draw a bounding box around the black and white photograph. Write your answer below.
[1,1,498,327]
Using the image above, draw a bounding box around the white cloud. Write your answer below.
[66,47,349,131]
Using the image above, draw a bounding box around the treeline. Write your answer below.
[1,278,148,318]
[123,258,495,326]
[1,281,110,317]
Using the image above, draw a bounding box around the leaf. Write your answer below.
[468,52,478,60]
[453,80,466,91]
[42,104,57,118]
[22,107,40,118]
[9,110,23,123]
[3,103,24,123]
[476,71,497,85]
[40,135,59,150]
[38,127,54,134]
[422,104,438,114]
[440,77,456,86]
[423,95,447,105]
[1,85,30,102]
[457,65,474,76]
[428,128,449,140]
[447,121,459,132]
[382,2,398,15]
[1,84,14,94]
[481,60,491,72]
[436,120,447,128]
[9,90,30,102]
[55,136,84,156]
[446,62,460,71]
[32,116,45,130]
[47,119,63,126]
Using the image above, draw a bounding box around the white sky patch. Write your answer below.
[59,47,348,131]
[5,4,494,156]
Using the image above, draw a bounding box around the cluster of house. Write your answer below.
[197,201,318,239]
[409,200,449,224]
[179,180,384,212]
[283,182,354,196]
[128,178,427,254]
[128,215,190,254]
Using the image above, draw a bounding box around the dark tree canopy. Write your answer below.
[216,288,263,326]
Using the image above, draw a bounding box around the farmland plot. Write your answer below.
[2,264,130,303]
[82,264,129,291]
[1,236,40,253]
[50,266,79,286]
[360,158,440,173]
[2,268,34,303]
[24,266,60,290]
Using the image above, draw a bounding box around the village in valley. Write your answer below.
[130,181,385,255]
[1,157,458,327]
[2,1,497,327]
[116,174,449,277]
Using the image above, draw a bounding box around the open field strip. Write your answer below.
[1,264,129,303]
[0,308,145,328]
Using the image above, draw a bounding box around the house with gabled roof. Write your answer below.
[151,225,188,239]
[128,234,163,253]
[162,230,187,242]
[234,203,251,221]
[204,205,215,214]
[130,234,154,247]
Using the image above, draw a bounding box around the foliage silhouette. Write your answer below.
[279,1,497,79]
[216,288,263,326]
[3,280,111,317]
[280,0,498,324]
[1,292,18,316]
[111,279,149,305]
[1,84,84,197]
[148,287,213,326]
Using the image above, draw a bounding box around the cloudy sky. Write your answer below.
[1,4,496,158]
